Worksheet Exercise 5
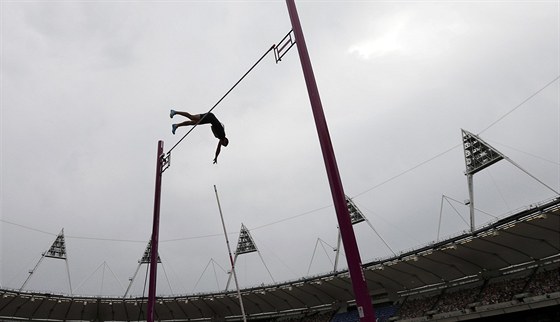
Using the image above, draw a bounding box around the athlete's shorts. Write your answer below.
[198,113,217,125]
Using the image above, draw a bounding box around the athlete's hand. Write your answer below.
[213,158,217,164]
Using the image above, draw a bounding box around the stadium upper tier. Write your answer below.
[1,197,558,321]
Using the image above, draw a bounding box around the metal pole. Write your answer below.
[214,185,248,322]
[285,1,375,320]
[124,263,142,298]
[65,259,73,296]
[334,229,341,272]
[224,254,238,291]
[467,174,475,232]
[147,140,164,322]
[19,254,45,292]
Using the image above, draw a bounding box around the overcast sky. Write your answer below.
[1,0,559,297]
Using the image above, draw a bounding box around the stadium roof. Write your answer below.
[1,197,558,321]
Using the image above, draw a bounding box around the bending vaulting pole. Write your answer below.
[147,140,164,322]
[285,1,375,321]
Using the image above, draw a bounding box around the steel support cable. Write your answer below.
[352,75,560,200]
[72,262,105,294]
[192,259,213,293]
[363,219,397,256]
[104,261,126,293]
[137,262,150,321]
[0,219,57,236]
[444,195,498,219]
[478,75,560,135]
[160,262,174,295]
[352,143,462,199]
[444,196,470,227]
[319,239,335,265]
[489,140,560,166]
[166,44,276,157]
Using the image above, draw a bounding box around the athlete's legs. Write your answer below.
[175,120,197,127]
[174,111,201,121]
[171,112,205,134]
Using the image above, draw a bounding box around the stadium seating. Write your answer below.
[283,268,559,322]
[390,267,559,321]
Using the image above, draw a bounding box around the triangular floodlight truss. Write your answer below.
[124,240,162,297]
[335,197,366,272]
[45,230,67,259]
[225,224,275,291]
[140,240,161,264]
[461,129,558,232]
[462,129,504,175]
[346,195,366,224]
[334,197,396,272]
[20,229,73,295]
[235,224,258,255]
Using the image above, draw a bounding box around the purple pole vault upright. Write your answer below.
[147,140,164,322]
[285,1,375,321]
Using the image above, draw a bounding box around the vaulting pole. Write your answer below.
[214,185,248,322]
[285,1,375,320]
[147,140,164,322]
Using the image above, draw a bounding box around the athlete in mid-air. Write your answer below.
[170,110,229,164]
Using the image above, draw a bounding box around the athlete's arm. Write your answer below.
[213,141,222,164]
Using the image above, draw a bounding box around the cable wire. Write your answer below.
[0,219,57,236]
[478,75,559,135]
[352,74,560,199]
[352,143,462,199]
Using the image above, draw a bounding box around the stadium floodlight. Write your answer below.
[124,240,162,298]
[44,231,67,260]
[461,129,558,233]
[462,129,505,232]
[333,196,395,272]
[235,224,258,255]
[19,229,73,296]
[224,223,275,291]
[462,129,504,175]
[346,197,366,224]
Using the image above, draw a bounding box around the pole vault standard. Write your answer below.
[285,1,375,321]
[147,140,164,322]
[144,35,276,322]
